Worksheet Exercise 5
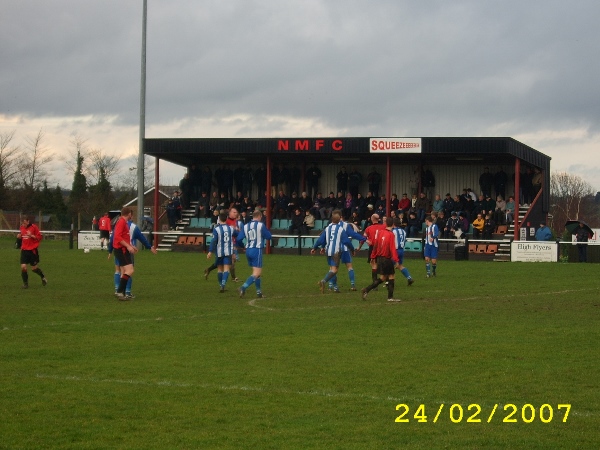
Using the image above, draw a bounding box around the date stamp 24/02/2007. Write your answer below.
[394,403,571,424]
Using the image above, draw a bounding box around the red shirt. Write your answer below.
[363,222,387,246]
[99,215,111,231]
[112,217,131,250]
[370,228,399,263]
[20,223,43,251]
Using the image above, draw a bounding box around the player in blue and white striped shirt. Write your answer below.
[391,218,414,286]
[207,212,237,292]
[311,212,355,293]
[236,210,272,299]
[327,211,366,291]
[424,215,440,277]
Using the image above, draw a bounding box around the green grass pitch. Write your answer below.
[1,238,599,449]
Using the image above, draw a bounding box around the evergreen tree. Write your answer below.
[69,151,88,216]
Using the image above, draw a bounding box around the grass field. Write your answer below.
[1,237,599,449]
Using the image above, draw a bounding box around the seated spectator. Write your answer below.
[442,193,455,217]
[505,196,515,224]
[397,212,408,230]
[304,209,316,233]
[472,213,485,238]
[289,208,306,235]
[483,194,496,215]
[196,191,210,218]
[275,190,289,219]
[287,192,299,218]
[350,211,362,231]
[444,211,460,239]
[298,191,312,212]
[458,212,470,235]
[342,193,355,220]
[415,192,430,223]
[390,194,400,214]
[494,195,506,225]
[398,193,411,213]
[535,222,553,241]
[406,212,421,238]
[436,211,446,231]
[483,213,496,239]
[432,194,444,213]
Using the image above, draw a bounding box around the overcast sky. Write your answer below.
[2,0,599,190]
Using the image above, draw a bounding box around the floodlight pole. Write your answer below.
[137,0,148,225]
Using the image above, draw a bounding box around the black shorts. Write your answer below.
[114,247,133,267]
[376,256,395,276]
[100,230,110,239]
[20,249,40,266]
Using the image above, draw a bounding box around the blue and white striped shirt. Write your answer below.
[425,223,439,248]
[210,223,236,257]
[237,220,272,249]
[392,226,407,250]
[315,222,354,256]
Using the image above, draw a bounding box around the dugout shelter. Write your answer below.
[144,136,551,242]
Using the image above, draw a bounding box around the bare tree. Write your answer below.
[119,154,154,192]
[88,148,121,185]
[19,128,55,189]
[0,130,21,188]
[550,171,595,231]
[64,133,90,176]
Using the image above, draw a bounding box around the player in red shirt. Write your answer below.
[112,207,138,300]
[98,212,112,250]
[359,213,387,284]
[360,217,402,302]
[18,216,47,288]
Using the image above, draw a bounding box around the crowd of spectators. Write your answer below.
[179,164,535,238]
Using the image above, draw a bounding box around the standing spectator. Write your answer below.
[221,165,234,200]
[91,215,98,231]
[312,192,328,220]
[421,167,435,199]
[275,190,289,219]
[479,167,494,198]
[236,209,272,299]
[521,167,534,205]
[189,164,202,201]
[336,166,349,197]
[390,193,400,214]
[233,165,245,196]
[112,207,138,300]
[179,172,193,209]
[347,168,362,198]
[305,163,321,200]
[494,167,508,199]
[289,165,301,197]
[98,212,112,250]
[535,222,552,241]
[342,193,355,220]
[276,163,290,195]
[367,167,382,198]
[200,166,213,198]
[254,166,267,197]
[532,168,542,200]
[575,222,592,262]
[242,165,254,198]
[423,215,439,278]
[18,216,48,289]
